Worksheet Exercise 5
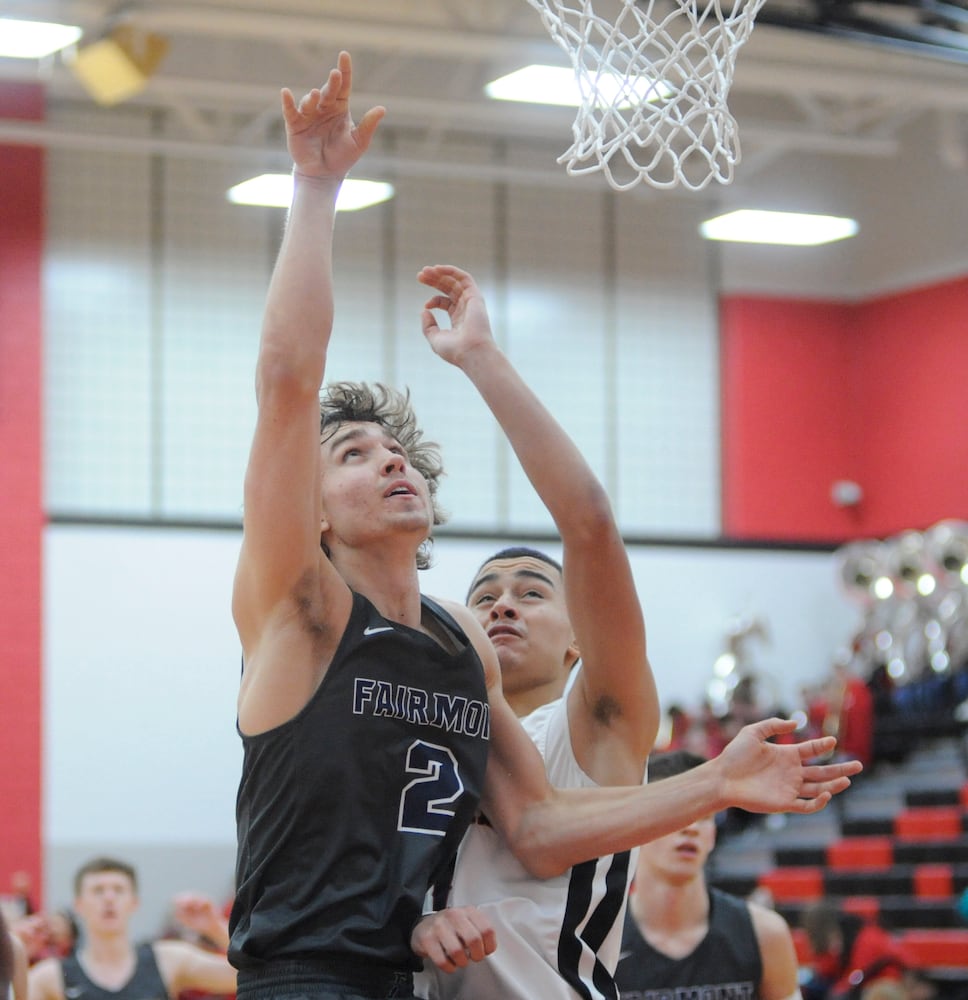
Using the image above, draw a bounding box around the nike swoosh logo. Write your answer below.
[363,625,394,636]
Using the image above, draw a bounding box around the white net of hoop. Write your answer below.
[525,0,768,191]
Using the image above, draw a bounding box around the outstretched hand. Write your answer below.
[411,906,497,972]
[418,264,497,368]
[172,892,227,942]
[281,50,385,180]
[715,717,863,814]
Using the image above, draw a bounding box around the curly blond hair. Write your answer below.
[320,382,446,569]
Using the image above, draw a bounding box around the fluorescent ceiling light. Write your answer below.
[485,64,671,108]
[699,209,859,246]
[0,18,82,58]
[227,174,395,211]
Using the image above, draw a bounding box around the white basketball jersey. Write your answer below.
[415,695,639,1000]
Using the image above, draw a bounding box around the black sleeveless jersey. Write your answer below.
[228,591,490,971]
[61,943,168,1000]
[614,888,763,1000]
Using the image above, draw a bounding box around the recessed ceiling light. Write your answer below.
[226,174,395,211]
[485,64,671,108]
[0,18,82,59]
[699,209,859,246]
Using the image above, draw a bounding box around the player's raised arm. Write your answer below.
[418,263,657,784]
[233,52,384,733]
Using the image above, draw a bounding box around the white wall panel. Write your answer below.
[42,523,859,935]
[44,130,154,514]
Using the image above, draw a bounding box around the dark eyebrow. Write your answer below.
[469,568,558,594]
[325,426,370,453]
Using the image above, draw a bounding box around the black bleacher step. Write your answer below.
[906,788,964,808]
[776,897,965,931]
[774,845,826,866]
[825,863,968,896]
[771,837,968,867]
[841,815,895,837]
[825,869,916,895]
[713,864,968,902]
[895,838,968,864]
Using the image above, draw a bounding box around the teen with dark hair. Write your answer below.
[27,859,234,1000]
[616,750,803,1000]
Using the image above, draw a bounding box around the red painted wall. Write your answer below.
[852,278,968,536]
[721,296,862,541]
[0,82,44,907]
[722,280,968,542]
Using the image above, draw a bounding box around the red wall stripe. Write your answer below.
[0,82,45,906]
[721,296,861,541]
[853,278,968,536]
[721,281,968,541]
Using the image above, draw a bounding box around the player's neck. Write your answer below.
[335,547,423,628]
[632,875,708,932]
[77,932,135,972]
[506,677,565,718]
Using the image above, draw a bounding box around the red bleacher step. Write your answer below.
[827,836,894,869]
[759,866,824,901]
[895,806,963,840]
[913,864,954,899]
[900,929,968,968]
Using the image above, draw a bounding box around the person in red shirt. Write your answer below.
[801,903,910,1000]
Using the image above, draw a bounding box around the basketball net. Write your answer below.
[525,0,767,191]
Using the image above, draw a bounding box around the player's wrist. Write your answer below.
[291,169,344,193]
[458,339,505,380]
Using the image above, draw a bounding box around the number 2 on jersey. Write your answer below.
[398,740,464,836]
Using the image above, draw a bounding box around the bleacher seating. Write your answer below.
[709,732,968,995]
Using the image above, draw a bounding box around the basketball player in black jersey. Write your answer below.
[615,752,802,1000]
[27,858,236,1000]
[228,49,861,1000]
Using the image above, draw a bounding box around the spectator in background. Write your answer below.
[614,750,803,1000]
[9,910,77,968]
[662,704,693,751]
[2,907,29,1000]
[163,894,236,1000]
[816,663,875,770]
[800,902,910,1000]
[42,913,77,961]
[8,874,36,920]
[27,857,236,1000]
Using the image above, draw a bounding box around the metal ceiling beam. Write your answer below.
[0,113,901,167]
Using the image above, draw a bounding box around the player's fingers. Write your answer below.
[317,67,342,105]
[419,268,461,297]
[789,790,832,814]
[420,308,441,338]
[431,944,458,971]
[280,88,299,119]
[420,918,465,969]
[423,294,453,312]
[355,106,386,148]
[448,908,496,963]
[746,716,797,740]
[336,50,353,99]
[819,774,854,794]
[466,912,497,958]
[802,759,863,782]
[797,735,837,760]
